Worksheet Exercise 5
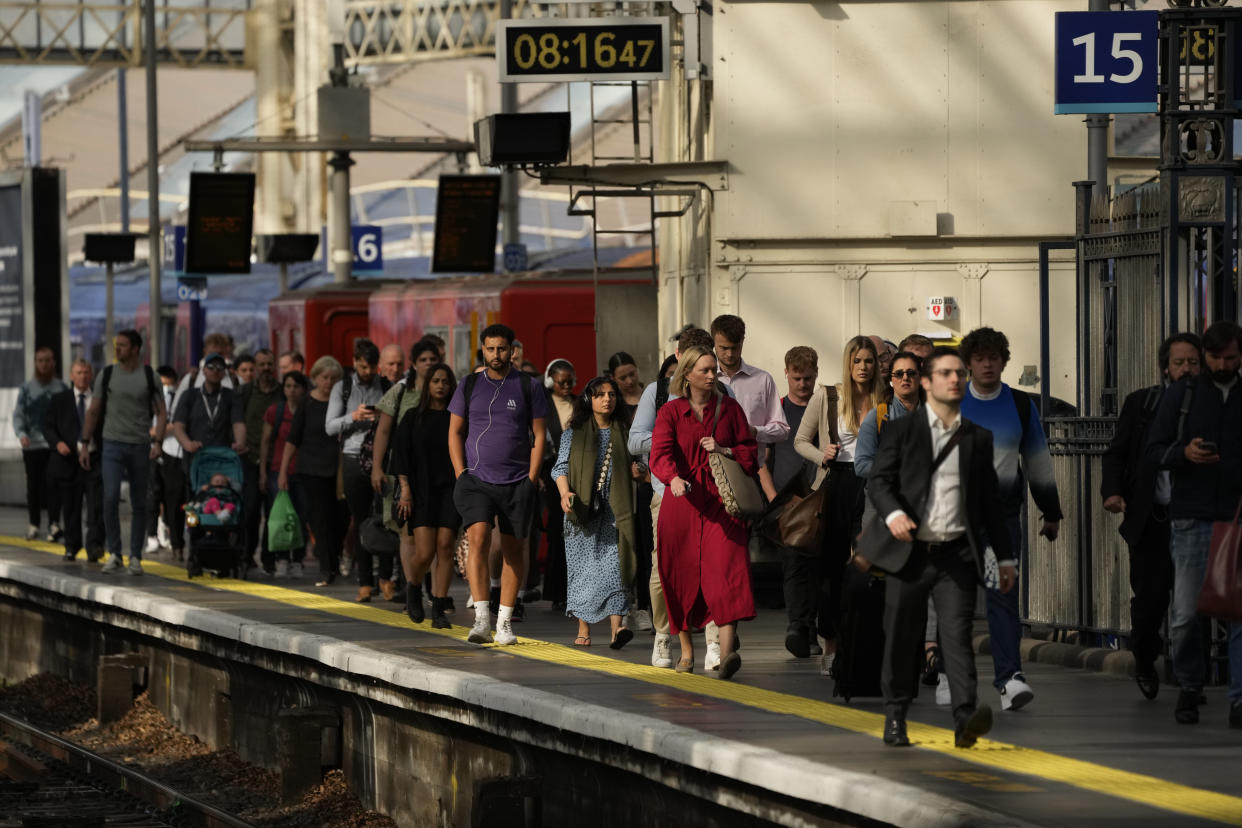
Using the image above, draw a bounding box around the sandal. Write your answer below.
[610,628,634,650]
[674,658,695,674]
[573,636,592,647]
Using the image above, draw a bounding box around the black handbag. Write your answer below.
[359,493,400,556]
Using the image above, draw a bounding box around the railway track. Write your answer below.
[0,710,251,828]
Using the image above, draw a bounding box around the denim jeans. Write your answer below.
[1170,519,1242,701]
[102,440,151,562]
[984,512,1025,689]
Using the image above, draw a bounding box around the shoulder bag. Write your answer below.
[765,386,840,547]
[1197,495,1242,622]
[706,393,766,519]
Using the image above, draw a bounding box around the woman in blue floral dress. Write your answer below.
[553,376,637,649]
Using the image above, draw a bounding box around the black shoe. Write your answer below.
[489,586,500,618]
[444,595,456,613]
[1175,689,1200,724]
[406,584,425,624]
[1230,700,1242,730]
[809,640,823,656]
[883,715,911,747]
[784,625,810,659]
[1135,667,1160,700]
[430,597,451,629]
[955,705,993,748]
[63,549,77,561]
[512,600,525,623]
[86,547,104,562]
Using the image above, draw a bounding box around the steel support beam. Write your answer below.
[184,138,473,154]
[539,161,728,191]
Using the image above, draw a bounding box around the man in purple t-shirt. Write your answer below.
[449,324,547,645]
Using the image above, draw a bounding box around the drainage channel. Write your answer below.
[0,710,252,828]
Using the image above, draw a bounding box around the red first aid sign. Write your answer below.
[927,296,958,321]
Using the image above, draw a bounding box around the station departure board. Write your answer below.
[431,175,502,273]
[185,172,255,274]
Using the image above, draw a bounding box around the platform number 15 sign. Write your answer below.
[1055,11,1158,114]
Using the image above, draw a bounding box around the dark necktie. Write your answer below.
[76,393,86,442]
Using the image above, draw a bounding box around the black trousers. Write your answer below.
[817,463,866,641]
[242,460,268,571]
[162,452,187,551]
[782,542,818,633]
[56,461,103,557]
[22,448,59,529]
[883,540,979,724]
[632,481,654,610]
[298,474,340,579]
[145,456,165,536]
[540,472,567,604]
[342,455,391,587]
[1129,509,1173,671]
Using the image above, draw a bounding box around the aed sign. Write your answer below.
[927,296,958,322]
[1055,11,1158,114]
[497,18,670,83]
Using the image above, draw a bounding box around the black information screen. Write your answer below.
[432,175,502,274]
[0,183,23,387]
[186,172,255,274]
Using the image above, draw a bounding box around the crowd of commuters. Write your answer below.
[12,315,1242,739]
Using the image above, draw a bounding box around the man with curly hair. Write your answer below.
[958,326,1062,713]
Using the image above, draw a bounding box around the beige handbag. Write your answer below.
[706,394,766,519]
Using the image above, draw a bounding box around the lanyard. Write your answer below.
[201,389,221,427]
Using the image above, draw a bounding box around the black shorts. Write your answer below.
[452,473,537,539]
[410,484,462,532]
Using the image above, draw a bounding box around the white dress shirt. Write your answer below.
[885,405,966,542]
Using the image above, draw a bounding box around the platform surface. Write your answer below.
[0,506,1239,828]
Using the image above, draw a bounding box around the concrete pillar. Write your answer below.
[97,653,147,724]
[255,0,298,234]
[276,706,338,804]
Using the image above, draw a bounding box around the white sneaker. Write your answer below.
[936,672,951,706]
[127,558,144,576]
[652,634,672,668]
[47,523,62,542]
[274,560,289,578]
[704,641,721,672]
[156,519,171,549]
[495,618,517,646]
[25,525,38,541]
[999,673,1034,711]
[289,562,303,579]
[467,612,494,644]
[144,536,161,555]
[632,609,654,633]
[820,651,836,677]
[100,556,123,573]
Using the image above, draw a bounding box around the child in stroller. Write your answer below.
[185,446,247,578]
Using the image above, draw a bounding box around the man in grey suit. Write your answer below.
[858,348,1015,748]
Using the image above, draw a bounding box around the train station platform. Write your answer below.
[0,519,1239,827]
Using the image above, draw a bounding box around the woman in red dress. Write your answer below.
[650,345,758,679]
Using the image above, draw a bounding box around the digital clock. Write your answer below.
[497,18,670,83]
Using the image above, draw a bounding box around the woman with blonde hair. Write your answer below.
[649,345,758,679]
[793,335,879,673]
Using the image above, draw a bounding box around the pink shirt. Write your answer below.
[717,361,790,446]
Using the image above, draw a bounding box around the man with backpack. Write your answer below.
[959,326,1062,713]
[1102,332,1202,701]
[1146,321,1242,729]
[237,349,282,573]
[78,330,167,575]
[326,338,391,601]
[449,324,547,646]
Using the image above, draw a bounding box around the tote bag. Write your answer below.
[1197,496,1242,622]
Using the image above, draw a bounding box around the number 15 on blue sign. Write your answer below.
[1055,11,1158,114]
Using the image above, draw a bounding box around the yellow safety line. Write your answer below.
[6,536,1241,825]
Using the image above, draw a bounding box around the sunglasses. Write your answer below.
[891,369,919,380]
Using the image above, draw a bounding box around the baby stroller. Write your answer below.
[184,446,247,579]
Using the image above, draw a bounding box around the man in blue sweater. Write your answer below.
[959,327,1063,712]
[1146,321,1242,729]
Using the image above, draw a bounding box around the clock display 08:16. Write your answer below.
[511,30,657,73]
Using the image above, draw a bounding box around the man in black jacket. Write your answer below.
[859,348,1013,749]
[1101,333,1202,700]
[43,359,104,561]
[1146,321,1242,728]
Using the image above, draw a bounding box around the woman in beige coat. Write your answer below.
[792,335,880,674]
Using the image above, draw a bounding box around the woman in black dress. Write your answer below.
[392,363,460,628]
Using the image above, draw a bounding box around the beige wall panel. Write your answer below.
[735,269,848,383]
[716,0,1083,242]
